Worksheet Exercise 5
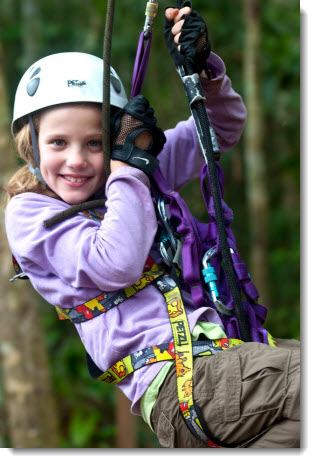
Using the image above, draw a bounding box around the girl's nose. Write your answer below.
[66,147,88,168]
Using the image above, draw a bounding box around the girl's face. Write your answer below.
[38,104,106,204]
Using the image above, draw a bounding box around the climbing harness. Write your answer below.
[10,0,279,448]
[55,255,165,323]
[10,194,278,448]
[88,338,244,385]
[44,207,277,448]
[43,200,278,448]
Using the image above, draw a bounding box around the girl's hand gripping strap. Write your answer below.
[111,95,166,175]
[164,1,211,78]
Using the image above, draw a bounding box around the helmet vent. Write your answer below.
[27,77,40,97]
[30,67,41,79]
[110,74,122,94]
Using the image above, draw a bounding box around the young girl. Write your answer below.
[5,5,299,448]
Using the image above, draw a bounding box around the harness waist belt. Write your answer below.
[87,337,244,385]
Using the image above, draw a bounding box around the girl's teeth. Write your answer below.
[64,176,87,183]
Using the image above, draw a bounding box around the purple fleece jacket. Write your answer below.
[5,53,246,415]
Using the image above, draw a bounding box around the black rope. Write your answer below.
[102,0,116,181]
[43,199,106,228]
[184,59,251,342]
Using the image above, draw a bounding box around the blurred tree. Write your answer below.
[243,0,269,306]
[0,38,60,447]
[115,390,136,448]
[19,0,41,70]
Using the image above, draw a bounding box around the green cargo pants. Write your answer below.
[151,338,300,448]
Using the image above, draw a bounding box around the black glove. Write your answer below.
[164,1,211,77]
[111,95,166,175]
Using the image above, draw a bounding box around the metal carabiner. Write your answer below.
[157,197,178,267]
[202,246,234,316]
[143,0,159,38]
[159,230,173,266]
[157,197,177,253]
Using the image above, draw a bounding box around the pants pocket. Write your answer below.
[239,342,291,417]
[194,342,299,446]
[153,412,175,448]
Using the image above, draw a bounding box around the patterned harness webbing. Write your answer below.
[57,263,278,448]
[87,271,277,448]
[89,337,245,385]
[55,256,163,323]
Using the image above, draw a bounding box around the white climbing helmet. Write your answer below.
[12,51,128,134]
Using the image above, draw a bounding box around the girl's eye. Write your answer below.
[88,140,102,148]
[53,139,65,146]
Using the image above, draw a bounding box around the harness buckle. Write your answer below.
[202,246,234,316]
[10,272,28,282]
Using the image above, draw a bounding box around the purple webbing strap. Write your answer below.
[130,31,152,99]
[152,167,208,309]
[130,28,207,307]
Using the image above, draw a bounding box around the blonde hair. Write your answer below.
[5,114,60,202]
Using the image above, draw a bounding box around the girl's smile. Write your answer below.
[38,103,106,204]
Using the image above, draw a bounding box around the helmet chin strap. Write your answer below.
[28,114,47,187]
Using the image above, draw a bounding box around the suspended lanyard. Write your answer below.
[130,0,158,98]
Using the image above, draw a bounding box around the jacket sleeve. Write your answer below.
[158,52,247,191]
[5,167,157,302]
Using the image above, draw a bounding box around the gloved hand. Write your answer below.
[111,95,166,175]
[164,1,211,77]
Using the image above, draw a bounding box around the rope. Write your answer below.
[43,199,106,228]
[102,0,116,181]
[184,59,251,342]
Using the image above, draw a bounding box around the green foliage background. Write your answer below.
[0,0,299,448]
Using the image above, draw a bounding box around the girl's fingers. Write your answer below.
[173,6,191,24]
[166,5,191,52]
[165,7,179,21]
[172,19,185,36]
[174,33,181,46]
